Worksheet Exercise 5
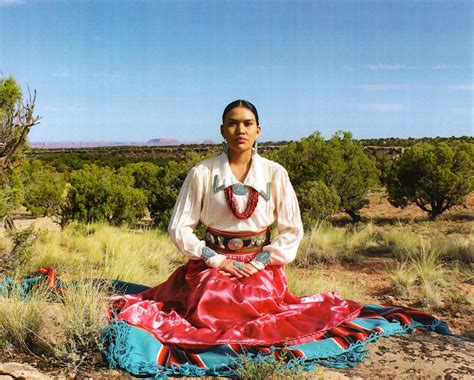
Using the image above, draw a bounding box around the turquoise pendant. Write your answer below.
[232,183,248,196]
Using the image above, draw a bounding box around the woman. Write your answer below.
[102,100,449,377]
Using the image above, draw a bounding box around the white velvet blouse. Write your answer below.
[168,153,304,268]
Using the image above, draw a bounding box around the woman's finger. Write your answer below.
[232,261,249,277]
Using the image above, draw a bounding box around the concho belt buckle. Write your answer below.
[255,234,266,247]
[228,238,244,250]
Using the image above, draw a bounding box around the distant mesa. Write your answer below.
[30,138,216,149]
[147,138,182,146]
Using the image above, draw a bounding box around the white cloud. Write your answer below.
[431,64,471,70]
[356,84,403,90]
[358,64,471,72]
[353,103,405,112]
[0,0,24,6]
[367,64,418,71]
[450,107,473,114]
[446,84,474,90]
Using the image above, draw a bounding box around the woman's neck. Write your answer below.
[227,149,253,182]
[227,148,253,166]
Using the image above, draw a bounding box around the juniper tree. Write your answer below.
[272,131,379,223]
[0,76,40,226]
[388,141,474,219]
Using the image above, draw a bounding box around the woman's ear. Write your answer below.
[220,124,225,139]
[256,125,262,138]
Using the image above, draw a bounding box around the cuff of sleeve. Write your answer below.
[205,254,226,268]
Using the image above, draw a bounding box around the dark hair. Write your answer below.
[222,99,259,125]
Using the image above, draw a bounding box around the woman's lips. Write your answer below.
[236,138,248,143]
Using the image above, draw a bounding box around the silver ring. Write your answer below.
[233,261,244,271]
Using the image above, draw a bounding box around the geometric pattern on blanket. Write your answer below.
[100,303,450,378]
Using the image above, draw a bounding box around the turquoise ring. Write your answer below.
[233,261,245,271]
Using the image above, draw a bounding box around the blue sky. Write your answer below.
[0,0,472,142]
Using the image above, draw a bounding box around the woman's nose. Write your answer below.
[236,122,246,133]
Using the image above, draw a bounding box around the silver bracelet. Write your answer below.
[201,246,217,260]
[255,251,271,266]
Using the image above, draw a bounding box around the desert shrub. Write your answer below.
[21,159,66,218]
[388,141,474,219]
[0,225,37,276]
[297,180,340,227]
[62,165,147,226]
[272,131,379,222]
[0,167,23,219]
[324,131,379,222]
[372,151,394,185]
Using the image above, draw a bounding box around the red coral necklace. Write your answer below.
[224,185,259,219]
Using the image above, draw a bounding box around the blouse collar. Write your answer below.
[217,153,268,192]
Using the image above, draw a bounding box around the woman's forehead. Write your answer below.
[224,107,256,121]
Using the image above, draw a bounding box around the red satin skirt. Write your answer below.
[113,257,363,349]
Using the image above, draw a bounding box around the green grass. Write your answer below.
[232,352,307,380]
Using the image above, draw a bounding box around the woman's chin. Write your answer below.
[228,144,252,154]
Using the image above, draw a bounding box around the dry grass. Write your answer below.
[26,222,183,286]
[295,222,382,265]
[0,279,109,367]
[286,265,366,302]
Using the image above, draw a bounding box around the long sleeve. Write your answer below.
[168,166,225,267]
[261,167,304,266]
[168,167,204,260]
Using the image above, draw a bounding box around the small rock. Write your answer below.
[0,362,51,380]
[0,375,13,380]
[91,352,104,365]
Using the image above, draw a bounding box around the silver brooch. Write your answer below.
[232,183,248,196]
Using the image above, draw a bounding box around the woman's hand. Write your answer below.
[218,259,259,279]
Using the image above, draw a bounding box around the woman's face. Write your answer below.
[221,106,261,154]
